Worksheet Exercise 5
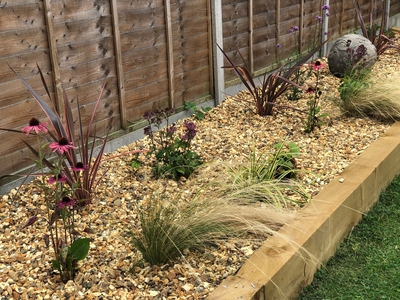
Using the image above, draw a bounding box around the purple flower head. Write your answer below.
[49,138,75,154]
[322,5,330,10]
[316,15,322,23]
[22,118,48,136]
[293,26,299,31]
[57,196,75,209]
[324,31,328,35]
[143,111,154,120]
[289,28,294,33]
[305,87,316,94]
[326,12,330,17]
[276,44,281,48]
[166,124,177,135]
[49,173,67,184]
[183,121,197,141]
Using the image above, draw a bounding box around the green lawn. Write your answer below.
[297,175,400,299]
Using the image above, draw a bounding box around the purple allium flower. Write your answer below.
[322,5,330,10]
[57,196,75,209]
[22,118,48,136]
[49,173,67,184]
[276,44,281,48]
[49,137,75,154]
[71,162,88,172]
[293,26,299,31]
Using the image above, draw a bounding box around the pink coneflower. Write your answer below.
[305,87,316,94]
[22,118,48,136]
[57,196,75,209]
[311,60,325,71]
[71,162,88,172]
[48,173,67,184]
[49,137,75,154]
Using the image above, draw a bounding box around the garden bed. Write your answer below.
[1,39,400,299]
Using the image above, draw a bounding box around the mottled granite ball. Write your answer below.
[328,34,377,77]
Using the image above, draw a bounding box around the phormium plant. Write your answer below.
[218,40,325,116]
[354,0,400,55]
[142,108,203,180]
[1,65,109,206]
[0,64,111,282]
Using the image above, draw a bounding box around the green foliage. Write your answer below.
[298,175,400,299]
[142,109,203,180]
[52,238,90,283]
[184,101,212,120]
[224,142,309,208]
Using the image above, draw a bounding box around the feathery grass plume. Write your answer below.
[129,192,300,265]
[336,75,400,121]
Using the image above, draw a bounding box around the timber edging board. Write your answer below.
[208,122,400,300]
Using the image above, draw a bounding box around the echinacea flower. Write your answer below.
[57,196,75,209]
[71,162,88,172]
[22,118,48,136]
[305,87,316,94]
[49,173,67,184]
[311,60,325,71]
[49,137,75,154]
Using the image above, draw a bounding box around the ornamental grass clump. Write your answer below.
[222,143,310,208]
[130,192,298,265]
[142,108,203,180]
[337,75,400,121]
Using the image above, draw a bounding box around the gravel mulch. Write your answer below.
[1,36,399,299]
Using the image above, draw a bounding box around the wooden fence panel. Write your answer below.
[0,0,399,181]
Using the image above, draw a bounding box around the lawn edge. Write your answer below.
[208,122,400,300]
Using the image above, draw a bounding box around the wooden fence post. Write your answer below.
[164,0,175,109]
[211,0,224,105]
[43,0,64,118]
[249,0,254,74]
[110,0,127,129]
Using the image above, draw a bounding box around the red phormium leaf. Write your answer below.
[22,216,38,228]
[43,234,50,248]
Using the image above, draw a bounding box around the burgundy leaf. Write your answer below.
[22,216,38,228]
[43,234,50,248]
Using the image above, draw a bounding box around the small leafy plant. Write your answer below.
[143,108,203,180]
[303,61,329,133]
[184,101,212,120]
